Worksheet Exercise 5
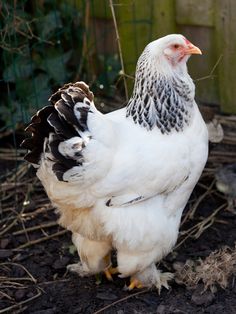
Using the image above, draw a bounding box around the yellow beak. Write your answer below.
[185,44,202,55]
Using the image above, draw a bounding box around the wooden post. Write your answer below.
[215,0,236,113]
[175,0,219,105]
[152,0,176,38]
[116,0,176,95]
[115,0,153,94]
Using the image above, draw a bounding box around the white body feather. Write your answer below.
[37,102,208,275]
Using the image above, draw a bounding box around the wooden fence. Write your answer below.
[78,0,236,113]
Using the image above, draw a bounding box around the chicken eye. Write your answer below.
[173,44,180,49]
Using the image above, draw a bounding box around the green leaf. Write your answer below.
[0,97,25,129]
[3,56,34,82]
[15,74,51,109]
[37,11,62,40]
[27,74,52,109]
[41,50,72,84]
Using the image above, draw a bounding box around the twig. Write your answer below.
[121,72,135,80]
[20,205,54,217]
[38,278,70,286]
[76,0,90,79]
[0,216,19,236]
[0,262,37,283]
[194,54,223,82]
[13,221,58,235]
[109,0,129,101]
[13,229,68,250]
[180,179,215,227]
[0,290,14,301]
[0,276,35,283]
[0,288,41,314]
[0,282,25,289]
[189,179,216,219]
[93,289,149,314]
[175,203,226,250]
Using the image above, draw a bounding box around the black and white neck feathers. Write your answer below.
[126,42,195,134]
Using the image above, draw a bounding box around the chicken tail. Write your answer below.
[21,81,94,180]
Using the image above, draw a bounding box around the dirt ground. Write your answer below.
[1,116,236,314]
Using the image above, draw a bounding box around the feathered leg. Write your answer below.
[134,263,173,293]
[117,250,173,292]
[67,233,113,278]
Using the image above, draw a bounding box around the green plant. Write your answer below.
[0,0,121,132]
[0,0,83,130]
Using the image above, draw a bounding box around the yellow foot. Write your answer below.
[103,253,119,281]
[127,277,143,290]
[104,267,119,281]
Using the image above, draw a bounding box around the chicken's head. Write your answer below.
[128,34,202,131]
[147,34,202,69]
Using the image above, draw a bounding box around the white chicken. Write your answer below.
[22,34,208,291]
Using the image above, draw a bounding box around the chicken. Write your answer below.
[22,34,208,291]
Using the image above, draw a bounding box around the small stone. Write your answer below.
[191,288,215,306]
[206,303,224,312]
[0,238,10,249]
[40,256,54,266]
[27,292,35,298]
[156,304,166,314]
[13,264,25,277]
[168,306,185,313]
[0,249,13,259]
[52,257,70,270]
[15,289,26,301]
[96,291,118,301]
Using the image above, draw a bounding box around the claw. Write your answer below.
[103,254,119,281]
[104,267,119,281]
[126,277,143,290]
[104,268,113,281]
[103,254,111,266]
[156,272,174,294]
[109,267,119,275]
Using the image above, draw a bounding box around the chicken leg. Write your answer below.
[67,233,112,277]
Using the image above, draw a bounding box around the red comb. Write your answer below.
[184,37,191,45]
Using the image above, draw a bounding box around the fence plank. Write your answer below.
[177,26,220,105]
[116,0,155,95]
[215,0,236,113]
[152,0,176,38]
[117,0,176,95]
[176,0,214,27]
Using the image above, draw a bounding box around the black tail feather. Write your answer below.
[55,99,80,129]
[47,112,77,139]
[22,81,94,180]
[21,106,54,164]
